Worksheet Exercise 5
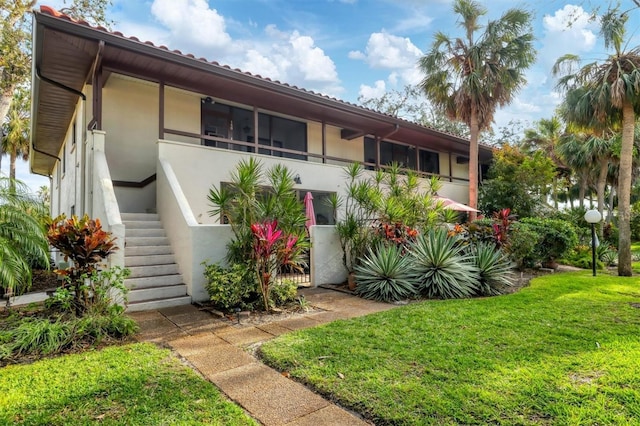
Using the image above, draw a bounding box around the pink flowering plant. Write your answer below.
[251,220,305,311]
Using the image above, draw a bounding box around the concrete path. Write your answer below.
[129,287,396,426]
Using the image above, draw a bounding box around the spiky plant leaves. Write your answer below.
[0,177,50,297]
[354,244,418,302]
[471,242,513,296]
[410,228,480,299]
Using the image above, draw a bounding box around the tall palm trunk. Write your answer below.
[617,100,634,276]
[468,108,479,221]
[596,157,608,236]
[9,151,17,193]
[607,186,614,224]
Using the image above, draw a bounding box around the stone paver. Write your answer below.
[133,287,379,426]
[256,322,291,336]
[187,345,257,376]
[210,363,330,426]
[276,316,321,331]
[217,327,274,346]
[285,405,366,426]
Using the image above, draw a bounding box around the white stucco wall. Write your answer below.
[310,225,347,286]
[102,74,159,182]
[157,158,233,301]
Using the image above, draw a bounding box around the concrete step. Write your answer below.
[123,220,163,229]
[121,213,160,221]
[125,245,173,256]
[128,284,188,303]
[128,264,179,278]
[126,228,166,238]
[126,274,184,289]
[126,296,192,312]
[125,254,176,267]
[126,237,169,247]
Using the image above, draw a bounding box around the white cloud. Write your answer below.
[240,27,340,93]
[358,80,387,100]
[350,32,422,69]
[539,5,598,69]
[150,0,232,52]
[115,2,342,95]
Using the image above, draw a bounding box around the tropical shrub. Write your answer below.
[563,245,604,270]
[410,229,479,299]
[207,158,308,265]
[203,262,258,310]
[631,201,640,241]
[270,279,298,306]
[507,221,539,269]
[603,222,619,247]
[332,163,444,273]
[0,177,50,298]
[471,242,513,296]
[354,244,418,302]
[47,214,120,315]
[251,220,305,311]
[521,218,578,265]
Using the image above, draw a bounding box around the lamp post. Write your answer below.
[584,209,602,277]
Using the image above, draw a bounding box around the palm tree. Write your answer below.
[0,177,50,300]
[523,117,567,209]
[556,132,594,210]
[553,7,640,276]
[418,0,535,219]
[0,88,30,186]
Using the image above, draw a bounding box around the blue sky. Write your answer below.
[10,0,640,191]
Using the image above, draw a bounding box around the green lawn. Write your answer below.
[260,272,640,425]
[0,343,256,425]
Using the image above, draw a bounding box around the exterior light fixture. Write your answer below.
[584,209,602,277]
[293,174,302,184]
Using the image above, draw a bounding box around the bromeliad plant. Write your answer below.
[251,220,304,311]
[47,214,120,316]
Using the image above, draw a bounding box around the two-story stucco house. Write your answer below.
[30,6,493,311]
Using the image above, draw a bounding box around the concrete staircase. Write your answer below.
[122,213,191,312]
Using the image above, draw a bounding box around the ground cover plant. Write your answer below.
[0,343,256,425]
[260,271,640,425]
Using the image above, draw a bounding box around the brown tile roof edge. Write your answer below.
[36,5,488,147]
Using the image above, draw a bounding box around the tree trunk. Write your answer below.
[596,157,607,236]
[468,109,479,221]
[578,175,586,209]
[552,176,558,210]
[607,186,615,224]
[0,85,15,127]
[617,100,634,276]
[9,150,16,180]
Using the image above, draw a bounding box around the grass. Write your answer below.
[0,343,256,425]
[260,271,640,425]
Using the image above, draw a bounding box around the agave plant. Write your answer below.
[410,228,479,299]
[470,242,513,296]
[354,244,418,302]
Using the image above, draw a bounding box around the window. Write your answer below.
[201,100,254,151]
[419,149,440,174]
[258,113,307,160]
[201,99,308,159]
[298,190,336,225]
[365,138,440,175]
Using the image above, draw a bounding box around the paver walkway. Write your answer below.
[129,287,397,426]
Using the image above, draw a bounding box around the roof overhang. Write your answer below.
[31,7,493,176]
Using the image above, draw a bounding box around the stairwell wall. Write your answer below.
[157,157,233,302]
